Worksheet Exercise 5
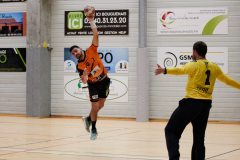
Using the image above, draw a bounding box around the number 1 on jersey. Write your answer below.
[205,70,211,85]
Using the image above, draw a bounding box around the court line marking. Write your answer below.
[0,128,126,149]
[206,148,240,159]
[1,129,239,160]
[88,152,167,159]
[1,119,239,159]
[0,129,139,157]
[0,148,166,160]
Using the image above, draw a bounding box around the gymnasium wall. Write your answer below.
[0,0,239,121]
[0,2,26,114]
[147,0,240,121]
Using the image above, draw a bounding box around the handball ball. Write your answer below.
[84,6,95,17]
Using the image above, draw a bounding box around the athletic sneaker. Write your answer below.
[90,129,98,140]
[82,117,91,133]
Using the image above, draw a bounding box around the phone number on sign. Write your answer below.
[85,17,127,24]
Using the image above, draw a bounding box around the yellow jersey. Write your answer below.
[166,59,240,100]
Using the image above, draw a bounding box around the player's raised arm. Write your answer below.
[84,6,98,47]
[90,19,98,47]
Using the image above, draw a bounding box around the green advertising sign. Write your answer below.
[67,11,84,30]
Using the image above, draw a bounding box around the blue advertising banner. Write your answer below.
[64,47,128,73]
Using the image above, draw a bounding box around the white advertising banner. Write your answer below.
[157,47,228,73]
[157,7,228,35]
[64,75,128,102]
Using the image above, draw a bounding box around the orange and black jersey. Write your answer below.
[77,44,107,83]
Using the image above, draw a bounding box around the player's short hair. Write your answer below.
[69,45,80,53]
[193,41,207,58]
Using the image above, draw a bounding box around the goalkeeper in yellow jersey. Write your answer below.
[155,41,240,160]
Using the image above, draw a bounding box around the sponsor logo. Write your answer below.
[0,51,7,64]
[160,11,175,28]
[64,60,76,72]
[163,52,177,68]
[67,12,83,30]
[92,95,98,100]
[115,60,128,73]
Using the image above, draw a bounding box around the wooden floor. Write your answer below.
[0,116,239,160]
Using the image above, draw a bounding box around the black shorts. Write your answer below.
[87,77,110,102]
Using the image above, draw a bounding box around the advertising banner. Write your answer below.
[0,12,26,37]
[0,48,26,72]
[0,0,26,2]
[157,7,228,35]
[64,75,128,102]
[64,47,128,73]
[65,10,129,35]
[158,47,228,73]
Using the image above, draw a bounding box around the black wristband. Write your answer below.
[164,68,167,74]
